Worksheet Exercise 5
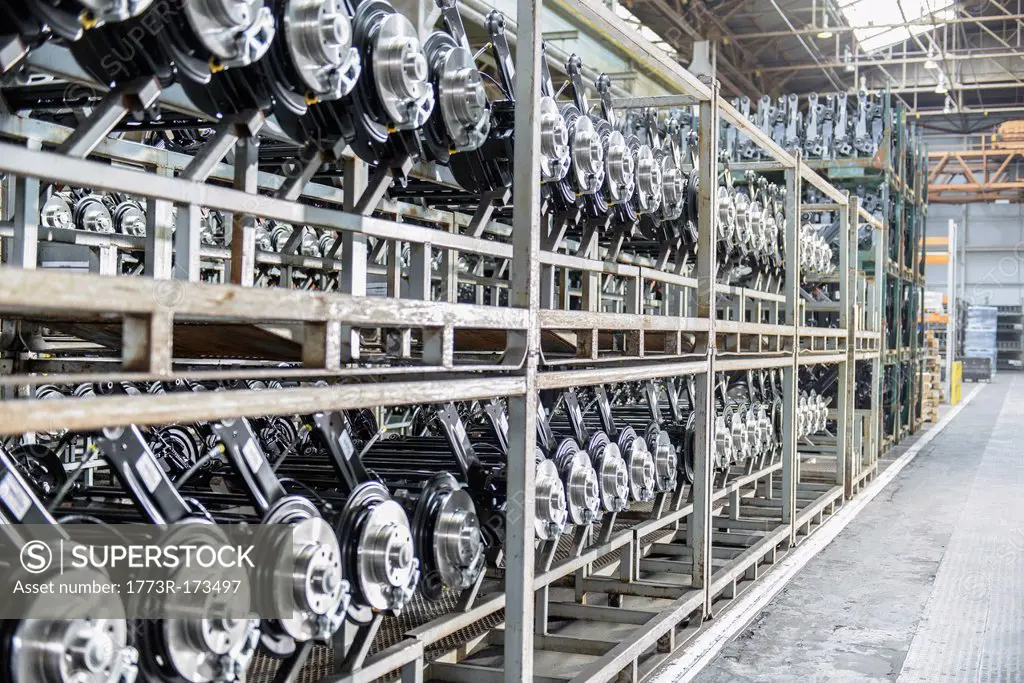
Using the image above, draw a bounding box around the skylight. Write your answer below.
[837,0,956,53]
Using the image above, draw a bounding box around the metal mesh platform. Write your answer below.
[247,586,506,682]
[246,500,686,683]
[900,376,1024,681]
[689,381,1007,683]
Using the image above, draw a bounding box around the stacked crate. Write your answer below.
[921,331,943,422]
[964,305,999,381]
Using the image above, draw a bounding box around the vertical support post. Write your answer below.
[387,240,413,359]
[441,220,458,305]
[173,204,204,281]
[581,266,600,312]
[229,138,259,286]
[872,200,886,466]
[782,154,801,539]
[146,165,174,278]
[97,245,118,276]
[11,139,42,269]
[557,264,570,309]
[945,219,956,403]
[122,312,172,375]
[340,157,369,361]
[387,241,403,297]
[173,115,265,281]
[409,242,448,365]
[400,658,424,683]
[624,274,642,356]
[690,82,719,612]
[503,0,542,678]
[302,321,342,371]
[839,196,854,496]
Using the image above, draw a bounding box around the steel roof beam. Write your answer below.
[726,14,1024,40]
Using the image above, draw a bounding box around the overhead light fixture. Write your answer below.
[934,73,947,94]
[809,0,834,38]
[817,12,833,39]
[923,43,939,70]
[843,45,855,72]
[943,95,954,114]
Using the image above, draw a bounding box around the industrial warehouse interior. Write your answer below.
[0,0,1020,681]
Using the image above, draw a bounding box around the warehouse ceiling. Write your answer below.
[618,0,1024,133]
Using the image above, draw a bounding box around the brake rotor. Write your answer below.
[658,149,684,222]
[539,96,570,183]
[10,444,66,500]
[428,36,489,153]
[372,11,432,129]
[72,195,113,233]
[336,481,418,614]
[7,608,136,683]
[181,0,276,70]
[534,458,568,540]
[40,194,72,230]
[716,185,735,245]
[2,515,137,683]
[551,440,600,526]
[282,0,360,101]
[413,473,484,598]
[603,129,634,205]
[617,427,655,503]
[262,496,349,642]
[587,433,629,513]
[748,199,766,256]
[729,409,751,465]
[633,142,662,216]
[566,108,604,196]
[714,415,733,470]
[747,405,766,457]
[153,524,259,683]
[681,411,697,484]
[733,191,751,254]
[645,423,678,492]
[108,198,146,236]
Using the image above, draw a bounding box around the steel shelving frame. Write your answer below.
[0,1,886,681]
[996,305,1024,371]
[796,95,927,452]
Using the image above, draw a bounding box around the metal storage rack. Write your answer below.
[797,95,927,452]
[0,1,889,682]
[996,305,1024,371]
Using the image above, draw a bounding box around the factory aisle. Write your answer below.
[685,375,1022,682]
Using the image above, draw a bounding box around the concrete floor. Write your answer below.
[686,374,1022,683]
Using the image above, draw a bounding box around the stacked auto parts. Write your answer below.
[0,447,141,683]
[713,372,782,472]
[723,91,885,162]
[545,388,631,514]
[0,0,907,677]
[717,170,786,287]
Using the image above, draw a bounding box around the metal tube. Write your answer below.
[690,83,719,599]
[504,0,543,677]
[946,219,957,402]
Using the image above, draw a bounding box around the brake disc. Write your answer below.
[551,439,600,526]
[633,142,662,216]
[535,458,568,540]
